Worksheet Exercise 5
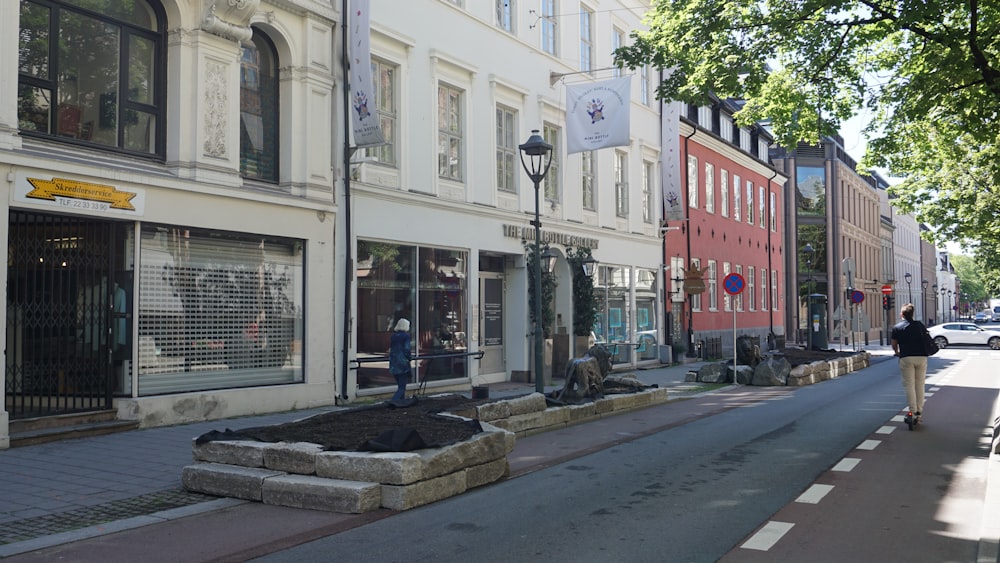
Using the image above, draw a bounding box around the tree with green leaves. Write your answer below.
[614,0,1000,293]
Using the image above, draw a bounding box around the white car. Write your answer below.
[928,322,1000,349]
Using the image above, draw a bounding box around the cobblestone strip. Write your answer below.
[0,489,217,545]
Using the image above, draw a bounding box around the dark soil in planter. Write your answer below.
[195,394,489,452]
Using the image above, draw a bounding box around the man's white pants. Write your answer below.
[899,355,927,414]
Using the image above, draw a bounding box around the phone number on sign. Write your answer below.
[56,197,110,212]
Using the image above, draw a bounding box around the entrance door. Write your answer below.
[6,211,123,419]
[479,274,505,375]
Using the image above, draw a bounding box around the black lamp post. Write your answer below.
[948,290,953,321]
[904,272,912,304]
[921,279,928,323]
[802,243,815,350]
[931,283,938,325]
[519,130,553,394]
[940,287,947,322]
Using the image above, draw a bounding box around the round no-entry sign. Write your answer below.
[881,284,892,295]
[723,272,745,295]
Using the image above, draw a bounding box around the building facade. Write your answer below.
[661,101,787,357]
[2,0,343,447]
[350,0,664,399]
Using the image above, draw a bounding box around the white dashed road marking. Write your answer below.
[877,425,897,434]
[856,439,881,450]
[741,521,795,551]
[832,458,861,472]
[796,484,834,504]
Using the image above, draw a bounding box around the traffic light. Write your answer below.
[882,295,890,310]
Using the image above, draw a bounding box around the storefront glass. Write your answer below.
[356,241,468,392]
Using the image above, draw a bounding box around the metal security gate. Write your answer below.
[6,211,117,419]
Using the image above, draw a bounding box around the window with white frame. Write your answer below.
[771,269,779,311]
[580,6,593,73]
[496,105,517,192]
[691,258,702,311]
[708,260,718,310]
[582,150,595,210]
[720,169,729,217]
[746,180,754,224]
[735,264,744,311]
[366,58,397,166]
[770,191,777,231]
[733,174,742,221]
[496,0,514,32]
[721,114,734,142]
[542,0,557,55]
[544,124,561,202]
[642,160,654,223]
[723,262,732,311]
[748,266,756,311]
[698,106,712,129]
[761,267,768,310]
[612,28,624,78]
[758,185,766,228]
[705,162,715,213]
[758,138,769,160]
[687,155,698,208]
[740,128,752,151]
[615,150,628,217]
[438,84,463,180]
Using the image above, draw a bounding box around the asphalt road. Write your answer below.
[248,351,997,562]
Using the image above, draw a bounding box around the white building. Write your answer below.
[1,0,664,447]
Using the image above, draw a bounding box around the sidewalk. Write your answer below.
[6,343,994,561]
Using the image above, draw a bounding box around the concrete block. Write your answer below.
[565,403,597,422]
[316,451,423,485]
[263,442,324,475]
[380,471,467,511]
[504,393,547,416]
[418,429,511,480]
[491,411,546,434]
[192,439,271,467]
[182,462,283,501]
[594,397,615,414]
[476,401,511,422]
[465,457,509,489]
[262,474,381,513]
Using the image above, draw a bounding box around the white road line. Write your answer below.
[890,415,905,422]
[878,425,897,434]
[832,458,861,472]
[796,484,834,504]
[741,521,795,551]
[857,439,881,450]
[925,392,935,397]
[930,387,940,392]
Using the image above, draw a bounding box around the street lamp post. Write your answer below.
[904,272,913,305]
[931,283,938,325]
[519,130,554,395]
[940,287,947,322]
[948,290,954,321]
[921,279,929,323]
[802,243,815,350]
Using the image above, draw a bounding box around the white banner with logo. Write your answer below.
[661,99,683,222]
[565,77,631,154]
[348,0,384,147]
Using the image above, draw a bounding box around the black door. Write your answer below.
[6,211,118,419]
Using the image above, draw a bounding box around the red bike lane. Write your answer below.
[721,353,1000,562]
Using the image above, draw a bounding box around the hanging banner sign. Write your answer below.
[565,77,631,154]
[348,0,385,148]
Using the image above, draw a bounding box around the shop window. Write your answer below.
[137,226,303,395]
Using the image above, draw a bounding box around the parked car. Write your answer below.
[975,312,989,324]
[993,306,1000,323]
[928,322,1000,349]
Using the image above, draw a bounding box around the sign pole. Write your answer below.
[722,272,746,385]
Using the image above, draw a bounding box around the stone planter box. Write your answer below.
[183,387,669,513]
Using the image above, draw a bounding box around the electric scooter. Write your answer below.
[904,410,920,430]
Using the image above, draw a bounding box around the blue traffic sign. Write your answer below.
[850,290,864,304]
[723,272,745,295]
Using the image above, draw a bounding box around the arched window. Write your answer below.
[240,30,279,183]
[17,0,166,156]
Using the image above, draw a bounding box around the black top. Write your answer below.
[891,319,929,357]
